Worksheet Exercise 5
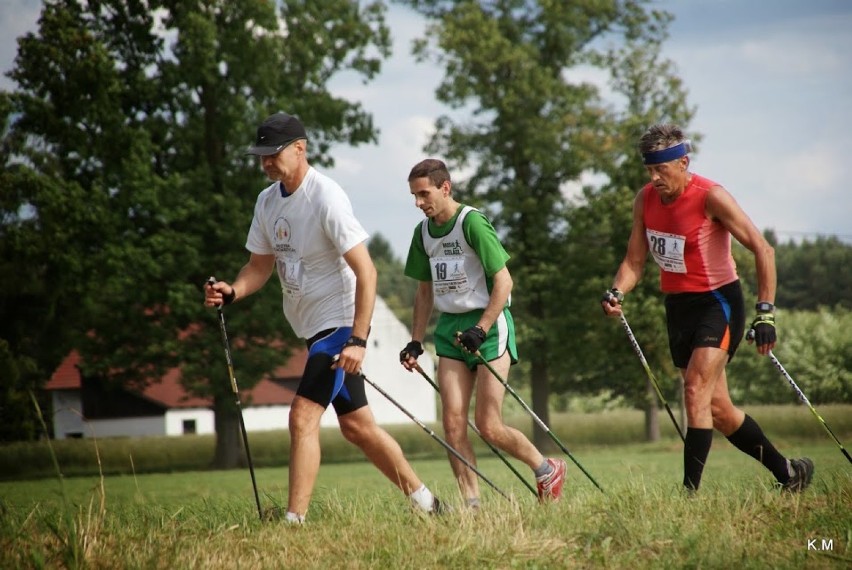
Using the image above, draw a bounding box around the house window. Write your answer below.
[182,419,197,435]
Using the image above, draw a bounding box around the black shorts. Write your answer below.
[296,327,368,416]
[664,280,745,369]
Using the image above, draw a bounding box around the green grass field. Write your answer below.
[1,434,850,569]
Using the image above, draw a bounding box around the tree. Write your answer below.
[0,339,40,441]
[774,236,852,310]
[553,18,697,440]
[0,0,391,465]
[399,0,692,444]
[369,233,416,325]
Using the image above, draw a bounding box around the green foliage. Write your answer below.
[4,404,850,480]
[774,236,852,310]
[399,0,694,440]
[369,233,417,326]
[731,233,852,312]
[0,1,391,450]
[728,308,852,404]
[0,340,41,441]
[554,184,678,408]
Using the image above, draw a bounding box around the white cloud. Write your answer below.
[327,112,438,258]
[657,5,852,244]
[739,39,841,76]
[729,11,851,78]
[329,155,362,177]
[779,145,842,193]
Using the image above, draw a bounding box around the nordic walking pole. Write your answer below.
[207,278,264,520]
[413,363,538,497]
[618,313,686,443]
[347,363,512,501]
[768,349,852,465]
[470,349,604,493]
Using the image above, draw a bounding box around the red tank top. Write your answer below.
[642,173,738,293]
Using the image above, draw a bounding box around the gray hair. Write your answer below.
[638,123,688,154]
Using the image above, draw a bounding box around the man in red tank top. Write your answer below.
[601,123,813,494]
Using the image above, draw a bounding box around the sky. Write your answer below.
[2,1,850,261]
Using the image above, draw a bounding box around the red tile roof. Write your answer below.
[46,349,308,409]
[47,350,84,390]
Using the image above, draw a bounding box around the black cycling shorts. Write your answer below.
[664,280,745,369]
[296,327,368,416]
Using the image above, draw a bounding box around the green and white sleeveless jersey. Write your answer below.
[404,205,510,314]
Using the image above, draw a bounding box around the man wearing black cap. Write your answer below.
[205,112,443,523]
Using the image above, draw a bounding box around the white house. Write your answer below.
[46,297,437,439]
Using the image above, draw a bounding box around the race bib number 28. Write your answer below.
[646,229,686,274]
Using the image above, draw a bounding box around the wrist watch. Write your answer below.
[344,336,368,348]
[755,301,775,313]
[610,288,624,303]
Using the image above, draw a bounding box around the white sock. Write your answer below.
[285,511,305,524]
[408,484,435,512]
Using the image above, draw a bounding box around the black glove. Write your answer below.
[400,340,424,363]
[457,326,487,354]
[748,312,776,347]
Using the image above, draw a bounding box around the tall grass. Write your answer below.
[1,443,849,569]
[24,389,108,569]
[1,403,849,567]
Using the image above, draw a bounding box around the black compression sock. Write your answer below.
[683,427,714,490]
[725,414,790,483]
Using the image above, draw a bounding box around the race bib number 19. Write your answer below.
[646,229,686,273]
[431,256,470,296]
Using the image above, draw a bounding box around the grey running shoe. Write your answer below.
[261,506,283,521]
[781,458,814,492]
[431,496,452,515]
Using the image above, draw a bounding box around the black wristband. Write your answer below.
[344,336,367,348]
[222,287,236,305]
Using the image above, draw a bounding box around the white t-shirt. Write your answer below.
[245,167,369,339]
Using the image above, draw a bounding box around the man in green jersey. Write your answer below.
[399,158,567,506]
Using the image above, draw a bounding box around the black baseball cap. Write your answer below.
[246,112,307,156]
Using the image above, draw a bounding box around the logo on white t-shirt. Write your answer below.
[272,216,301,297]
[273,217,291,244]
